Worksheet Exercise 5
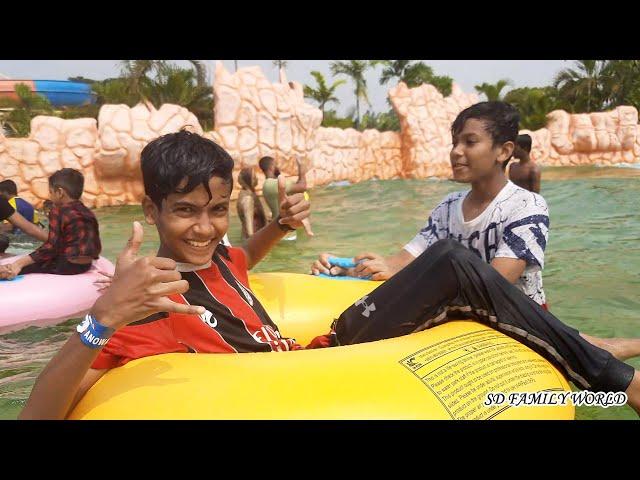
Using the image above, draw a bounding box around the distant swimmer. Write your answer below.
[509,134,541,193]
[237,167,268,241]
[259,155,314,238]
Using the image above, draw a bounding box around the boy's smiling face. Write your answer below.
[143,176,232,265]
[450,118,514,183]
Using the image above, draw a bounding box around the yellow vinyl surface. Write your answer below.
[70,273,574,420]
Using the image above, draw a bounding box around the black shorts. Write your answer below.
[333,239,634,393]
[21,257,92,276]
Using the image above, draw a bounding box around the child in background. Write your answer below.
[0,168,101,279]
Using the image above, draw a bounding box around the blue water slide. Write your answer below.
[33,80,96,107]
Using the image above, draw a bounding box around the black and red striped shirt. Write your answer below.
[92,245,331,370]
[30,200,101,264]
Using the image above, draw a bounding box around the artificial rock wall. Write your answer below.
[2,62,640,209]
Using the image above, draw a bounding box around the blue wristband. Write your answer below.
[77,313,115,349]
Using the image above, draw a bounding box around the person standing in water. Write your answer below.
[259,155,314,239]
[237,167,268,240]
[508,134,541,193]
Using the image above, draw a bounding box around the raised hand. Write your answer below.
[353,252,394,281]
[310,252,349,276]
[90,221,205,330]
[277,174,313,235]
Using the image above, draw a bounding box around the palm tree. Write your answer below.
[145,65,214,130]
[600,60,640,109]
[119,60,208,103]
[187,60,208,88]
[92,77,138,106]
[234,60,238,72]
[474,79,513,102]
[553,60,607,112]
[379,60,412,85]
[379,60,453,96]
[504,86,565,130]
[303,71,346,114]
[330,60,380,129]
[272,60,289,71]
[119,60,164,103]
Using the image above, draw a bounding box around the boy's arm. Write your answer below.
[531,165,541,193]
[18,222,206,420]
[241,175,310,269]
[311,200,450,280]
[19,335,107,419]
[241,221,289,270]
[30,207,61,263]
[8,211,48,242]
[490,257,527,284]
[350,250,415,280]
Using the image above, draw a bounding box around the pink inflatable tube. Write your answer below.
[0,256,115,334]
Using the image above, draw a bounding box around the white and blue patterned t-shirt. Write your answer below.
[404,181,550,305]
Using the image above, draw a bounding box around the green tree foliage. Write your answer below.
[474,79,512,101]
[504,87,567,130]
[113,60,213,129]
[0,83,53,137]
[321,109,356,129]
[303,71,346,113]
[553,60,608,113]
[379,60,453,96]
[359,109,400,132]
[330,60,381,128]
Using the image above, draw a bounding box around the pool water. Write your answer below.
[1,166,639,420]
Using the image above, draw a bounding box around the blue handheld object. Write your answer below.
[0,275,25,283]
[316,273,369,281]
[327,257,357,269]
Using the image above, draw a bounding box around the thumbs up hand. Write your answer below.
[89,221,205,331]
[277,175,312,235]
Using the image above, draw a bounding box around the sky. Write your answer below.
[0,60,572,116]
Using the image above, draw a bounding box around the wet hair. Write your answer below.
[141,130,234,209]
[0,233,9,253]
[516,134,532,153]
[0,179,18,197]
[258,156,275,174]
[451,101,520,170]
[49,168,84,200]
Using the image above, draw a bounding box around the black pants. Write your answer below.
[21,257,92,275]
[334,239,635,393]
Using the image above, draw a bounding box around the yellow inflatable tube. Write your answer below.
[70,273,574,420]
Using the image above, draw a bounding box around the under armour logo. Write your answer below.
[355,295,376,318]
[199,309,218,328]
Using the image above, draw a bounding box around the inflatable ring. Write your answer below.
[0,256,115,333]
[69,273,574,420]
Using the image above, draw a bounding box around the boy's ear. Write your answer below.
[141,195,158,225]
[497,141,515,166]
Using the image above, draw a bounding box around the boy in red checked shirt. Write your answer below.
[0,168,101,280]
